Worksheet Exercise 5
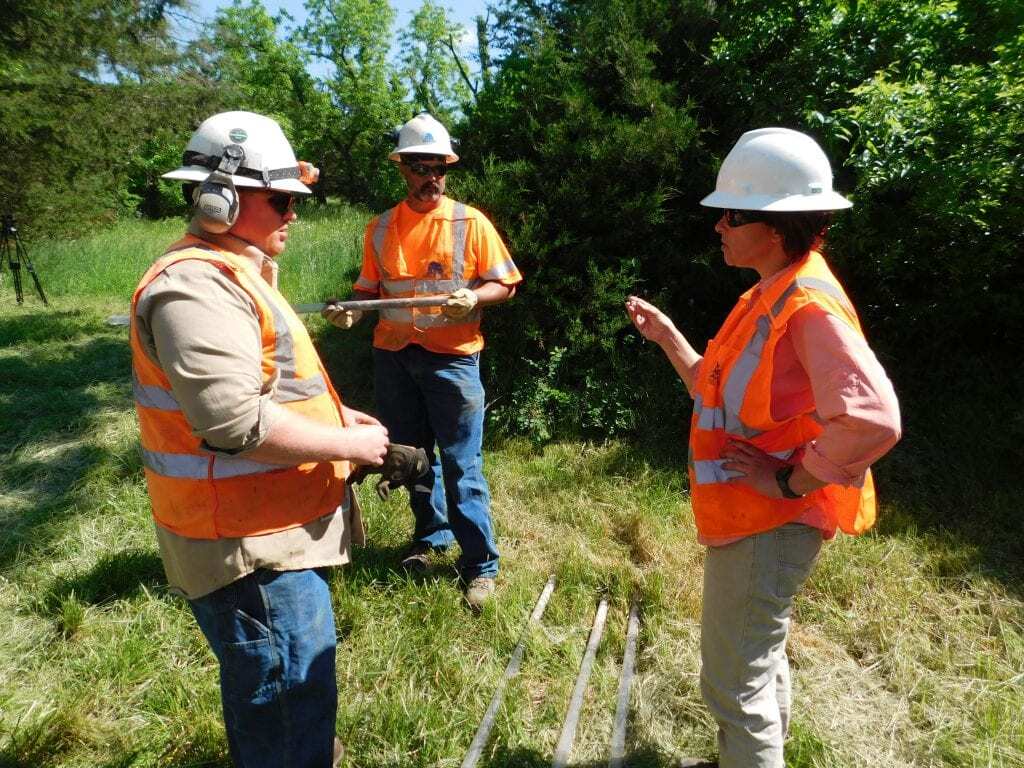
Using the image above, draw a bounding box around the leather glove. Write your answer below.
[322,299,364,329]
[443,287,479,318]
[346,443,430,501]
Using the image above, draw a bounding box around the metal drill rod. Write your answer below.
[106,295,452,326]
[608,604,640,768]
[461,575,557,768]
[552,599,609,768]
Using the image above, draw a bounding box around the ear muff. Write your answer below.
[193,144,245,234]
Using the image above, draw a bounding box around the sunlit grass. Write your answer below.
[1,215,1022,767]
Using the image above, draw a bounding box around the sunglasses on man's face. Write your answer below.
[266,192,296,217]
[403,160,448,178]
[723,209,769,227]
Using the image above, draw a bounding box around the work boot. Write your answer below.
[399,542,432,575]
[464,576,496,611]
[333,737,344,767]
[677,759,717,767]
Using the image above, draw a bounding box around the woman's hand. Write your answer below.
[721,439,788,498]
[625,296,677,346]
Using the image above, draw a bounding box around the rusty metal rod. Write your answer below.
[608,603,640,768]
[552,599,609,768]
[106,295,452,326]
[461,575,557,768]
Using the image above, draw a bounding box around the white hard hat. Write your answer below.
[701,127,851,211]
[163,111,311,195]
[388,112,459,163]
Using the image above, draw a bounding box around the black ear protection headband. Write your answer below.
[193,144,245,234]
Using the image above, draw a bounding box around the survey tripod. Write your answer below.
[1,214,49,306]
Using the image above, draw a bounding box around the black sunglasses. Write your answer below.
[723,209,769,227]
[266,192,296,217]
[402,160,449,178]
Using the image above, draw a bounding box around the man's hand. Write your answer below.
[443,287,479,318]
[322,299,364,329]
[721,439,789,499]
[342,405,382,427]
[346,443,430,500]
[341,424,389,467]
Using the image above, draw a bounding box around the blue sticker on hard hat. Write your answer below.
[422,133,434,142]
[229,128,248,143]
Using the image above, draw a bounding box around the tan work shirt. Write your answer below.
[135,232,357,600]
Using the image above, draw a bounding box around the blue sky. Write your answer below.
[175,0,490,80]
[181,0,489,53]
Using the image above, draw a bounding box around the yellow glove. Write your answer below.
[322,301,364,329]
[443,288,479,318]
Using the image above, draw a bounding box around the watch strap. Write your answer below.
[775,465,803,499]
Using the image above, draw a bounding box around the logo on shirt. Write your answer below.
[709,362,722,387]
[426,261,445,279]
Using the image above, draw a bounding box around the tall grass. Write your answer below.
[1,214,1022,767]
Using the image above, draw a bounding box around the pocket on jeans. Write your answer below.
[220,636,280,705]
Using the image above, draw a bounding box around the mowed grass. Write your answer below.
[1,213,1022,767]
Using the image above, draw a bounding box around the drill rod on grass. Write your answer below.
[608,603,640,768]
[105,295,451,327]
[552,599,609,768]
[461,575,557,768]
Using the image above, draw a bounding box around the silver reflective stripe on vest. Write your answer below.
[771,277,852,318]
[276,375,328,402]
[372,208,394,267]
[142,449,286,479]
[133,373,181,411]
[242,271,328,404]
[381,308,414,322]
[721,315,771,439]
[382,277,415,293]
[354,275,379,292]
[692,459,742,485]
[691,449,795,485]
[415,309,481,328]
[451,202,468,279]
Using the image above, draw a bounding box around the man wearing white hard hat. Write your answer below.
[626,128,901,768]
[324,112,522,610]
[131,110,388,767]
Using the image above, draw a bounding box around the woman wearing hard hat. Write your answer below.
[626,128,901,768]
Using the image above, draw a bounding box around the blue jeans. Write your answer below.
[374,345,499,579]
[188,568,337,768]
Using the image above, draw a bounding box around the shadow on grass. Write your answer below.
[37,548,166,616]
[480,743,673,768]
[0,312,134,571]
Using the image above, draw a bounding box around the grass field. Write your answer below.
[1,208,1022,767]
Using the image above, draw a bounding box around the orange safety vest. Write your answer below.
[688,250,877,539]
[130,242,350,540]
[357,198,504,355]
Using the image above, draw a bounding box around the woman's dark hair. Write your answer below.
[761,211,834,260]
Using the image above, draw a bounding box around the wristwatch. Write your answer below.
[775,465,804,499]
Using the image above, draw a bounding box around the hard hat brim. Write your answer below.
[700,190,852,211]
[162,167,312,195]
[389,147,459,163]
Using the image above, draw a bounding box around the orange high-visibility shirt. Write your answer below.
[354,197,522,355]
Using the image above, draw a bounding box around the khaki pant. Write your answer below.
[700,523,823,768]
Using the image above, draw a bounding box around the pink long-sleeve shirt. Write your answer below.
[698,271,902,545]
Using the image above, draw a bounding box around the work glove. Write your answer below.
[346,443,431,501]
[322,299,364,329]
[443,287,479,318]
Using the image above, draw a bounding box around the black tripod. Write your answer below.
[1,214,49,306]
